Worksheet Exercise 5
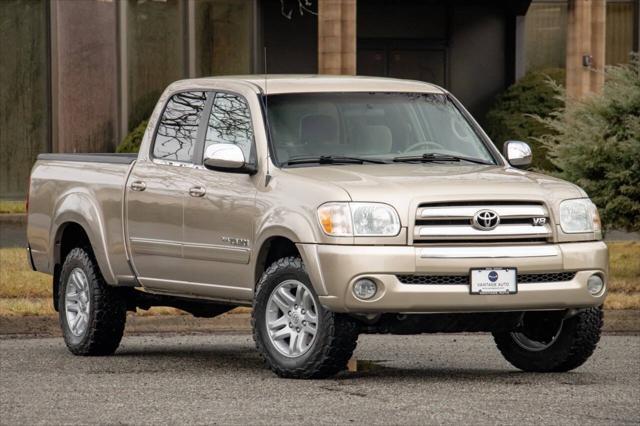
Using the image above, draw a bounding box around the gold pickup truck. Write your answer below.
[27,75,608,379]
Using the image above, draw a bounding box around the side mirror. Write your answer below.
[503,140,532,168]
[203,144,256,174]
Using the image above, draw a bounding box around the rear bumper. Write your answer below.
[298,241,608,313]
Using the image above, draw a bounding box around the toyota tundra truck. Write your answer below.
[26,75,608,378]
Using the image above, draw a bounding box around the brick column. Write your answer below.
[566,0,606,99]
[318,0,356,75]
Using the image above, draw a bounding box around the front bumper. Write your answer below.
[298,241,608,313]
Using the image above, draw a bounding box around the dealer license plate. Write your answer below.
[470,268,517,295]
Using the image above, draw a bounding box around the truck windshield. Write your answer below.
[265,92,496,166]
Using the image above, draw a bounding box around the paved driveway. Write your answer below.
[1,333,638,425]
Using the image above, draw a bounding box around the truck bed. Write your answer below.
[27,154,136,285]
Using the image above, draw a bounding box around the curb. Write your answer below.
[1,310,638,338]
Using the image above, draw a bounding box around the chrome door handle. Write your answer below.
[189,186,206,197]
[130,181,146,192]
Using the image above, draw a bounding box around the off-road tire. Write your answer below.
[252,256,359,379]
[493,307,603,372]
[58,247,127,356]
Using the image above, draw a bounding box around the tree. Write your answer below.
[537,56,640,231]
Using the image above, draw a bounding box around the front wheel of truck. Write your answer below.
[58,247,127,356]
[252,257,359,379]
[492,308,603,372]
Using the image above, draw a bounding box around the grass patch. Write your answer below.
[0,243,637,315]
[0,200,26,214]
[0,248,51,298]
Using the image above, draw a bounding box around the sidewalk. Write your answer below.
[1,310,638,338]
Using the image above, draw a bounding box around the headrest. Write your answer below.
[299,114,338,145]
[358,125,392,154]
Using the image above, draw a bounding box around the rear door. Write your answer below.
[126,91,209,285]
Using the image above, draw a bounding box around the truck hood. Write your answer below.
[281,164,585,225]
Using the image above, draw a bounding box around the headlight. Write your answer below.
[318,202,401,236]
[559,198,601,233]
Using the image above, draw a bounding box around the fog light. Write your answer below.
[353,279,377,300]
[587,274,604,295]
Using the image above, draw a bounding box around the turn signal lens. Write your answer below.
[317,203,352,236]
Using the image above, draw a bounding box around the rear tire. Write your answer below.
[252,257,359,379]
[58,247,127,356]
[493,308,603,372]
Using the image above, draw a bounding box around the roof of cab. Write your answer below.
[170,74,445,95]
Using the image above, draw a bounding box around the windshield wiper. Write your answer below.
[283,155,388,166]
[392,153,492,165]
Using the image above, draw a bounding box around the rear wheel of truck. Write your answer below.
[252,257,359,379]
[492,308,603,372]
[58,247,127,356]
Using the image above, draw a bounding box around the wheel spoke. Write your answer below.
[302,322,317,335]
[268,316,288,330]
[294,284,304,305]
[271,326,291,341]
[288,332,299,354]
[66,291,80,303]
[66,302,79,313]
[270,292,290,313]
[277,287,296,305]
[73,270,84,290]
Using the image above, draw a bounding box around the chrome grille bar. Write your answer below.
[415,224,552,239]
[417,205,547,220]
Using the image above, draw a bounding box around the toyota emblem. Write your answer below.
[472,209,500,230]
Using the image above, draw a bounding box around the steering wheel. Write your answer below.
[403,141,445,153]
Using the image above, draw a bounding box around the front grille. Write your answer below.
[413,201,552,243]
[397,272,577,285]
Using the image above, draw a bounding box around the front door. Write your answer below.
[182,92,258,300]
[126,91,208,286]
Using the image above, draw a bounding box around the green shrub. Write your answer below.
[537,57,640,231]
[485,68,565,170]
[116,120,148,153]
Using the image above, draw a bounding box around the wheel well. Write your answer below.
[55,222,92,268]
[52,222,92,312]
[255,237,299,284]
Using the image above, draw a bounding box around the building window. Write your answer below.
[524,1,568,72]
[524,0,637,73]
[0,0,49,198]
[195,0,254,76]
[606,1,636,65]
[153,92,208,162]
[127,0,184,131]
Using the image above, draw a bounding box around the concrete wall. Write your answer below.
[52,0,118,153]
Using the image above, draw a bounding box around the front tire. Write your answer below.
[58,247,127,356]
[252,257,359,379]
[493,308,603,372]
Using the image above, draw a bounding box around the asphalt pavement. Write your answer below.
[1,333,638,425]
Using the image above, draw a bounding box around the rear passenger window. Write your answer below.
[204,93,254,159]
[153,91,207,162]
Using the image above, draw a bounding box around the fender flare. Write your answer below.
[51,192,117,285]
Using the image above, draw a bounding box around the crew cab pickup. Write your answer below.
[27,76,608,378]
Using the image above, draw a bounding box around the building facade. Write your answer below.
[1,0,638,198]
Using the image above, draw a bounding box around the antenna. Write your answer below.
[263,47,272,187]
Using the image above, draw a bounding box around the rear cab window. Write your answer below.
[152,91,208,163]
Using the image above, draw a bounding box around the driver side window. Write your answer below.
[203,92,254,160]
